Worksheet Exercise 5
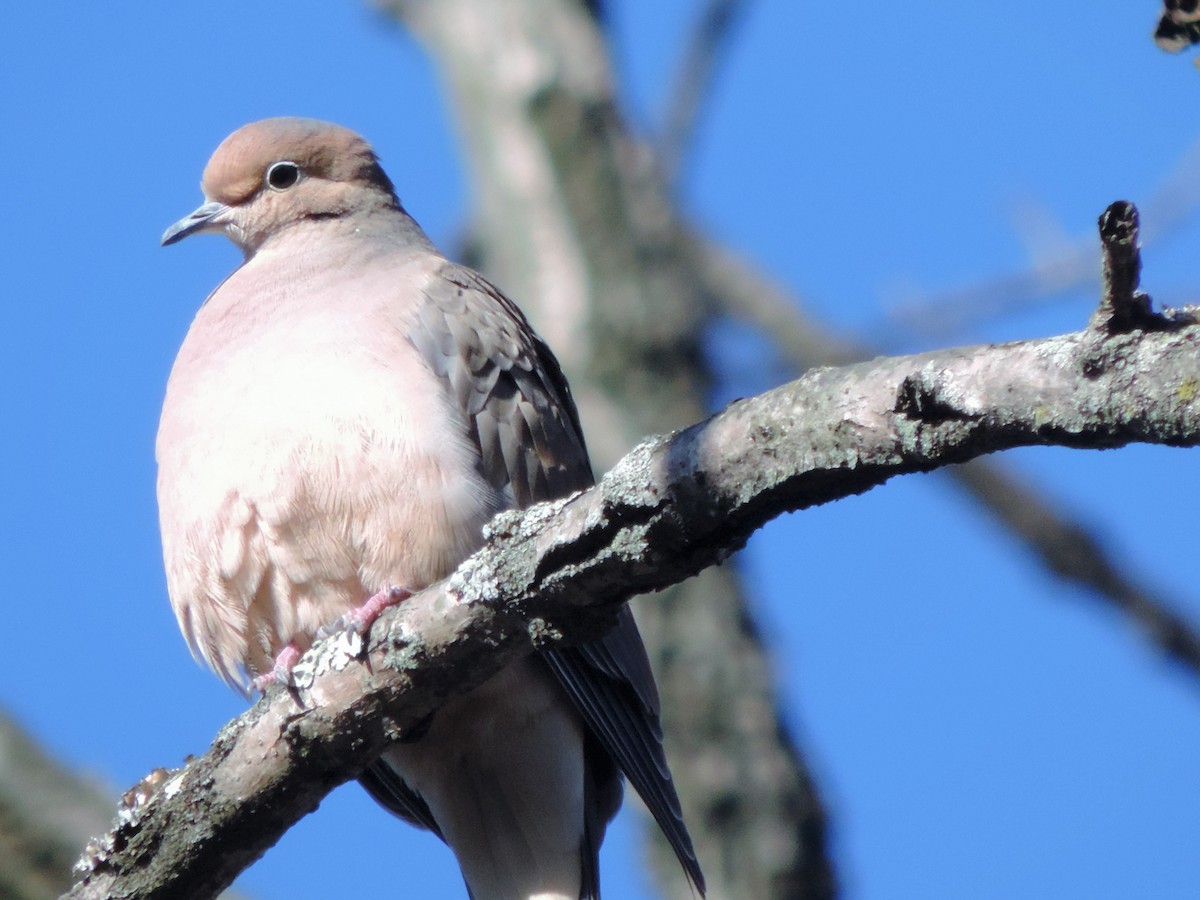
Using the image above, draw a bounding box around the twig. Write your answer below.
[656,0,748,188]
[1091,200,1155,330]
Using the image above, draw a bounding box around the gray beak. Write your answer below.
[161,200,232,246]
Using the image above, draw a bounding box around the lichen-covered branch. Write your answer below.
[694,209,1200,681]
[69,288,1200,898]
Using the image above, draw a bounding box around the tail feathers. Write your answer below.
[438,758,587,900]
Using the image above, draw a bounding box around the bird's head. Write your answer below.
[162,117,398,256]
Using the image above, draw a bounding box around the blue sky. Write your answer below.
[3,2,1200,898]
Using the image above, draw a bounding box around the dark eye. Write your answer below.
[265,161,301,191]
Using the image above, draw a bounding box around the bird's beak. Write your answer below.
[161,200,232,246]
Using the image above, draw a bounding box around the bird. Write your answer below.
[157,117,705,900]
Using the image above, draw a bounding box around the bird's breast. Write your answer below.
[157,273,501,683]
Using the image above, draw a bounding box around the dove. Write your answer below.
[158,117,704,899]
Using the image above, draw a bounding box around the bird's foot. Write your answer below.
[251,641,302,693]
[317,585,412,641]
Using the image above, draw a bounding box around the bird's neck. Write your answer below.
[242,201,437,264]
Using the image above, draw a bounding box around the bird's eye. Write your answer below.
[265,161,301,191]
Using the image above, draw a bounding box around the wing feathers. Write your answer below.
[408,260,704,894]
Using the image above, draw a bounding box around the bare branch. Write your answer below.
[692,226,1200,680]
[69,289,1200,898]
[0,713,114,900]
[948,459,1200,671]
[882,139,1200,341]
[656,0,748,188]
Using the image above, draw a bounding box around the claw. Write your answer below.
[251,641,302,693]
[317,585,412,640]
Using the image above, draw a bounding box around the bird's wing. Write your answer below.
[407,263,592,506]
[366,259,703,893]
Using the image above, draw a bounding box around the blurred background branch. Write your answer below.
[0,712,114,900]
[877,138,1200,342]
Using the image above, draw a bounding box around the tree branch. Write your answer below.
[880,140,1200,341]
[693,209,1200,681]
[0,713,116,900]
[945,458,1200,670]
[656,0,748,189]
[1092,200,1154,330]
[70,262,1200,897]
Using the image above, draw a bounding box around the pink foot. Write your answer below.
[251,641,302,693]
[317,585,412,640]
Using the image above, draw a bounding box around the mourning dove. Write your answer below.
[157,117,704,900]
